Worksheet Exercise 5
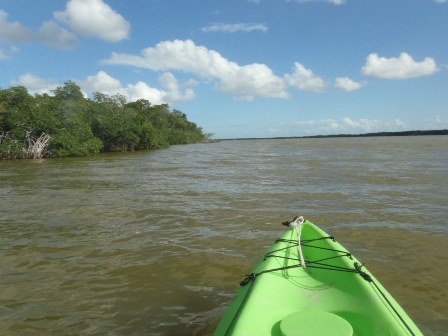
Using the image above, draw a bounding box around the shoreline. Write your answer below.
[218,129,448,141]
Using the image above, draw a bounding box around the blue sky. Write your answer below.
[1,0,447,138]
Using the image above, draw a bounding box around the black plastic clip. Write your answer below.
[239,273,257,286]
[354,262,372,282]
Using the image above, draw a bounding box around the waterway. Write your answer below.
[1,136,447,335]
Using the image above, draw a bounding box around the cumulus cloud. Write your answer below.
[0,9,77,48]
[202,22,268,33]
[285,62,326,92]
[12,73,61,95]
[12,70,195,105]
[159,72,196,102]
[83,71,165,104]
[103,39,289,100]
[83,70,122,93]
[54,0,130,42]
[1,0,131,48]
[103,40,378,99]
[0,10,33,43]
[362,52,438,79]
[221,63,288,100]
[82,71,195,104]
[37,21,78,49]
[124,82,167,105]
[334,77,362,91]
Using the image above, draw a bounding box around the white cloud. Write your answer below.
[285,62,326,92]
[0,9,77,49]
[83,71,166,104]
[84,70,122,93]
[12,73,60,95]
[37,21,78,49]
[1,0,131,48]
[103,40,346,99]
[221,63,288,100]
[0,10,33,43]
[435,0,448,3]
[202,22,268,33]
[362,52,438,79]
[286,117,406,135]
[82,71,195,104]
[336,117,405,132]
[54,0,130,42]
[13,71,193,105]
[159,72,196,102]
[334,77,362,91]
[125,82,166,105]
[219,117,407,138]
[103,39,289,100]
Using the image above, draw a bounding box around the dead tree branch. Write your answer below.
[23,131,51,159]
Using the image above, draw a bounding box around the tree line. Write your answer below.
[0,81,211,159]
[301,129,448,139]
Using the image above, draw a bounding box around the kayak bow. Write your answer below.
[214,218,423,336]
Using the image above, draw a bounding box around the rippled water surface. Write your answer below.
[1,137,447,335]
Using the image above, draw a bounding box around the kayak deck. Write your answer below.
[214,219,423,336]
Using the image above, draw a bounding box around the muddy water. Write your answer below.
[1,136,447,335]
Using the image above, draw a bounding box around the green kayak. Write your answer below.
[214,217,423,336]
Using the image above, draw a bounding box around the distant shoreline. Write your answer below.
[219,129,448,141]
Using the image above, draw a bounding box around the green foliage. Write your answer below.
[49,125,103,158]
[137,122,168,150]
[0,82,208,159]
[90,93,141,152]
[0,134,26,159]
[0,86,36,139]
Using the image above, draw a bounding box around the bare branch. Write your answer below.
[23,132,51,159]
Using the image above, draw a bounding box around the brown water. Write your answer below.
[1,136,447,336]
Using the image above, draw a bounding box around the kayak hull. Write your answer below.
[214,220,423,336]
